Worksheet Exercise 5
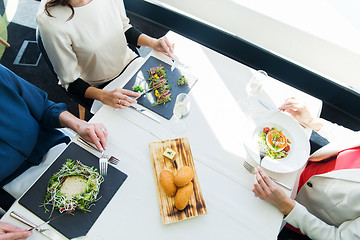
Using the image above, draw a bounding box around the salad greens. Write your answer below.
[43,159,103,215]
[146,65,189,106]
[133,85,143,92]
[147,65,172,105]
[177,75,188,86]
[258,127,290,159]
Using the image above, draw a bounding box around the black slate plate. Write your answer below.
[123,56,197,120]
[18,142,127,239]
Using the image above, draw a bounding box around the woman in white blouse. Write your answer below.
[253,98,360,240]
[37,0,174,110]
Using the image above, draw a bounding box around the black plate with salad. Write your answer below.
[123,56,198,120]
[18,143,127,239]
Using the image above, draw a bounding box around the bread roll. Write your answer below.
[174,182,193,210]
[159,170,177,197]
[174,166,194,187]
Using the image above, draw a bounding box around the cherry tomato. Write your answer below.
[284,145,290,152]
[263,127,270,134]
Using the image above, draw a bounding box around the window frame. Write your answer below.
[124,0,360,121]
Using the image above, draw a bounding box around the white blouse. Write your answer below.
[37,0,138,89]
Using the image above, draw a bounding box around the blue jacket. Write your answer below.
[0,64,69,185]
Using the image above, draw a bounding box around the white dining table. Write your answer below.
[1,31,322,240]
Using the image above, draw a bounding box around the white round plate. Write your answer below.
[243,111,310,173]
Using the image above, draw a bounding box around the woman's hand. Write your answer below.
[137,34,174,57]
[150,36,174,57]
[253,167,295,215]
[101,88,140,109]
[279,97,322,130]
[59,111,108,151]
[77,122,108,152]
[0,222,32,240]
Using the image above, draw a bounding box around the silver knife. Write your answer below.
[258,98,307,128]
[258,98,276,111]
[10,211,68,240]
[129,105,161,123]
[27,214,64,231]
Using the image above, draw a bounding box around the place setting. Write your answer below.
[122,54,198,121]
[14,142,128,239]
[244,109,310,172]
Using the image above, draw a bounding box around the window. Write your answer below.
[146,0,360,92]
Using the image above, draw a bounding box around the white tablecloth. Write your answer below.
[1,31,322,240]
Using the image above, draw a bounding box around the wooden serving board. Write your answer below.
[149,137,207,224]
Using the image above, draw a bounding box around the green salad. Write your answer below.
[147,65,172,105]
[133,85,143,92]
[177,75,188,86]
[258,127,290,159]
[43,159,104,215]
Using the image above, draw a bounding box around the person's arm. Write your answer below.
[58,111,107,151]
[285,202,360,240]
[36,14,81,89]
[314,119,359,143]
[279,97,323,131]
[84,86,139,109]
[21,81,108,151]
[125,27,142,47]
[253,168,360,240]
[1,63,67,129]
[252,167,295,216]
[137,34,174,57]
[117,3,174,57]
[279,97,358,142]
[0,222,32,240]
[6,67,108,151]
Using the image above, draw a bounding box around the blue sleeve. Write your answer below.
[0,65,67,128]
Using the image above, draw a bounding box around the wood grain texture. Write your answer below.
[149,137,207,224]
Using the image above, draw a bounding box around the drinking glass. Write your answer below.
[239,70,268,114]
[246,70,268,96]
[172,93,191,133]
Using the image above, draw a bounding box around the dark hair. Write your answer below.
[45,0,75,21]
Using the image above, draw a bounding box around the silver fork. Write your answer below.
[99,151,108,176]
[78,137,120,165]
[259,150,266,166]
[243,161,292,191]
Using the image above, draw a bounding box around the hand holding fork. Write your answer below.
[243,161,292,191]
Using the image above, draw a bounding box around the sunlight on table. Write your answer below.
[169,33,249,157]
